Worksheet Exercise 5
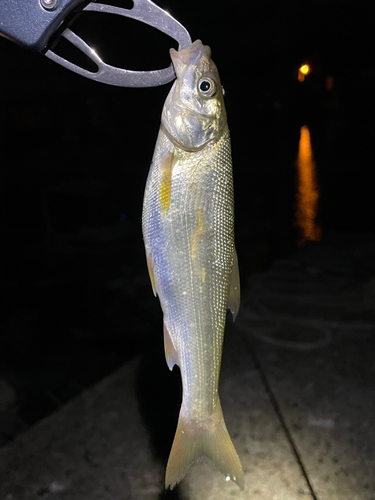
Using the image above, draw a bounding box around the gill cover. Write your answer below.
[162,40,227,151]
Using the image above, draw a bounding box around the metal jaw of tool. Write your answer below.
[45,0,191,87]
[46,0,191,86]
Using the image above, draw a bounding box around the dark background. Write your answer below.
[0,0,374,441]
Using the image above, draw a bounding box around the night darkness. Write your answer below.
[1,1,375,498]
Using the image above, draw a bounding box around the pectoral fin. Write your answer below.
[227,248,240,321]
[164,322,179,371]
[145,250,157,297]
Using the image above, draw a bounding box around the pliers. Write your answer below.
[0,0,191,87]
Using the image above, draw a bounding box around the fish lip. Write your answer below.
[170,39,211,75]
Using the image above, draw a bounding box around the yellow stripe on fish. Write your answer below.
[201,266,206,283]
[190,210,205,260]
[159,151,174,213]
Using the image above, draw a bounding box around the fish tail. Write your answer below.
[165,399,244,490]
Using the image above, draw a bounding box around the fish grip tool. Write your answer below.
[0,0,191,87]
[46,0,192,86]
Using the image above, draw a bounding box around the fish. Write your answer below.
[142,39,243,490]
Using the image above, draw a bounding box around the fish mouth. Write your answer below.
[170,40,211,78]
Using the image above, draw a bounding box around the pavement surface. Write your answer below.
[1,233,375,500]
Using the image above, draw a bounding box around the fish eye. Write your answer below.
[198,77,216,98]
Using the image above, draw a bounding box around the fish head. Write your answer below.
[162,40,227,151]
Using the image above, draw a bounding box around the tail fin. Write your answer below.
[165,399,244,490]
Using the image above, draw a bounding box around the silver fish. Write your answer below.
[142,39,243,490]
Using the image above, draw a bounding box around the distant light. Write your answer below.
[298,64,310,82]
[326,75,334,91]
[226,475,231,482]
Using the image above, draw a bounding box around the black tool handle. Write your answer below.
[0,0,83,51]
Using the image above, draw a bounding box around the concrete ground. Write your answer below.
[1,234,374,500]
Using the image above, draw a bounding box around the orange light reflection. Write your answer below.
[295,126,322,244]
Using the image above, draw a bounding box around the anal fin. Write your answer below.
[145,250,157,297]
[164,322,179,371]
[227,247,240,321]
